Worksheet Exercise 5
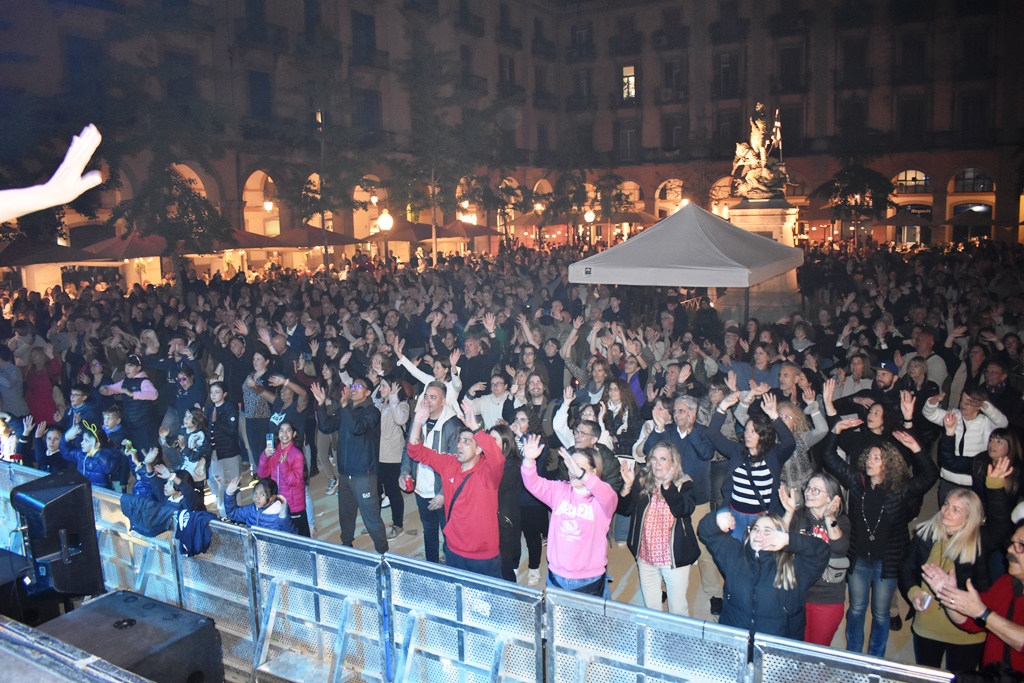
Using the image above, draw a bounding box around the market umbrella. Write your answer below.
[878,212,932,227]
[214,229,285,251]
[83,232,169,259]
[366,219,431,244]
[598,208,661,225]
[274,226,358,249]
[938,211,1002,227]
[507,211,571,227]
[0,238,116,267]
[439,220,502,239]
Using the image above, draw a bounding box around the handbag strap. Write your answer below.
[446,472,474,521]
[743,459,770,512]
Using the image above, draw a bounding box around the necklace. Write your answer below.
[861,489,885,542]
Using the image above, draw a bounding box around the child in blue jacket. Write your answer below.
[224,476,296,533]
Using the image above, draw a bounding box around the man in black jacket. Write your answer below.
[312,376,389,554]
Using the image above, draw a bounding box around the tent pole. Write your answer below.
[744,288,750,323]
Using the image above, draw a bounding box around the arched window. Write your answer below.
[952,168,994,193]
[894,169,930,194]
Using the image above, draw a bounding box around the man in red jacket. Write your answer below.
[407,397,504,578]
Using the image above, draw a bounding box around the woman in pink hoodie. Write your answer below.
[257,421,308,537]
[521,434,617,596]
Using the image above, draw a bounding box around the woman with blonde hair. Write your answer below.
[697,510,830,637]
[901,471,1011,673]
[618,442,699,615]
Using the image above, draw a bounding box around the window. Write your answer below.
[661,114,688,150]
[839,99,867,137]
[65,36,104,99]
[621,65,636,100]
[499,55,515,85]
[572,22,592,45]
[615,119,639,161]
[500,3,511,25]
[537,123,548,151]
[897,33,927,81]
[304,0,321,37]
[164,52,196,100]
[897,97,926,145]
[840,36,867,84]
[248,70,272,119]
[352,12,377,65]
[960,26,989,76]
[534,17,544,39]
[895,170,930,195]
[715,51,740,97]
[777,104,803,149]
[574,123,594,152]
[959,92,989,142]
[353,89,382,129]
[777,45,803,90]
[534,66,547,92]
[245,0,266,26]
[574,69,592,97]
[953,168,993,193]
[460,45,473,76]
[715,110,741,152]
[662,58,683,89]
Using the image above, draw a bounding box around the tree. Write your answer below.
[811,156,895,222]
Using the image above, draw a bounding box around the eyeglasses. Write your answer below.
[804,485,824,496]
[176,377,188,383]
[490,381,506,387]
[1010,539,1024,554]
[350,384,366,391]
[573,429,595,438]
[70,392,86,399]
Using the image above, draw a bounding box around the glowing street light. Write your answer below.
[378,208,394,265]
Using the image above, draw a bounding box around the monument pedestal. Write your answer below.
[712,198,803,324]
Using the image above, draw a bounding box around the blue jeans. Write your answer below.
[415,494,447,564]
[613,513,630,543]
[245,416,270,472]
[846,558,897,657]
[547,571,611,599]
[443,544,502,579]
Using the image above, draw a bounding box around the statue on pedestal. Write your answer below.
[731,103,789,200]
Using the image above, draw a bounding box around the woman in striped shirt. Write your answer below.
[708,392,796,540]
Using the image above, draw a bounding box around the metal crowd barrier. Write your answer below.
[545,588,750,683]
[0,464,957,683]
[753,635,953,683]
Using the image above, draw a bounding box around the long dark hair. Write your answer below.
[490,424,521,465]
[747,414,777,462]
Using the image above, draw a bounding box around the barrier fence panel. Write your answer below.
[753,634,954,683]
[178,520,258,683]
[91,488,180,607]
[545,588,750,683]
[250,527,386,683]
[384,552,544,683]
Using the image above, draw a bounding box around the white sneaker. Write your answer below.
[325,479,338,495]
[381,496,391,509]
[527,569,540,586]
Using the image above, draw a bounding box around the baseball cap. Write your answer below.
[875,360,898,375]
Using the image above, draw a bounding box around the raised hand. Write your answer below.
[716,510,736,533]
[559,447,584,479]
[34,421,47,439]
[310,383,327,406]
[900,390,916,421]
[719,391,742,411]
[449,348,462,366]
[563,386,575,404]
[833,417,863,434]
[225,477,241,496]
[725,370,738,392]
[762,393,779,420]
[460,397,479,431]
[309,339,320,357]
[522,434,544,462]
[394,338,406,359]
[413,398,431,425]
[778,483,797,513]
[802,385,817,404]
[892,430,922,453]
[620,459,635,488]
[988,457,1013,480]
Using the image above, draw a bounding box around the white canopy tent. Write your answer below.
[568,202,804,320]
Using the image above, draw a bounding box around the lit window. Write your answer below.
[953,168,994,193]
[621,65,636,100]
[894,170,930,195]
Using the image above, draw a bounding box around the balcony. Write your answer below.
[889,0,933,23]
[565,42,596,63]
[296,32,342,60]
[609,92,639,108]
[403,0,438,17]
[709,19,748,44]
[459,73,488,95]
[710,80,744,99]
[834,3,875,29]
[768,11,814,36]
[498,81,526,101]
[565,94,597,112]
[241,116,291,142]
[655,86,687,104]
[455,11,485,37]
[497,24,523,49]
[608,32,643,57]
[834,67,874,89]
[533,91,559,111]
[650,28,689,51]
[531,36,556,60]
[351,49,390,70]
[234,19,288,52]
[770,75,808,94]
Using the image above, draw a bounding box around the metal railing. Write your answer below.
[0,465,953,683]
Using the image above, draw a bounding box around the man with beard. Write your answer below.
[833,360,901,416]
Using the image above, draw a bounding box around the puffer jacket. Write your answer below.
[698,511,830,638]
[224,490,297,533]
[619,478,700,569]
[257,443,306,512]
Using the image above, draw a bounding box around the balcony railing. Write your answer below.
[709,19,748,44]
[533,91,559,111]
[531,36,556,59]
[769,75,808,94]
[234,19,288,51]
[459,73,488,95]
[565,42,596,63]
[768,11,814,36]
[710,80,744,99]
[498,81,525,100]
[497,24,523,49]
[351,48,390,69]
[650,28,689,50]
[565,93,597,112]
[834,67,874,89]
[609,92,639,108]
[654,86,688,104]
[608,32,643,56]
[455,11,485,37]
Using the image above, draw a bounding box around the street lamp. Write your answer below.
[378,208,393,267]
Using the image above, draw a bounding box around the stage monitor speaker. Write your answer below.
[39,591,223,683]
[10,469,104,597]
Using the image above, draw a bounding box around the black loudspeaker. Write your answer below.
[10,469,104,597]
[39,591,224,683]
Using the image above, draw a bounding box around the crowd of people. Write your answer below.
[3,237,1024,678]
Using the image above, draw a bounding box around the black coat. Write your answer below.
[317,399,381,476]
[619,478,700,569]
[821,432,939,579]
[697,511,830,638]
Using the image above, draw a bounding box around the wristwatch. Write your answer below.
[974,608,993,628]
